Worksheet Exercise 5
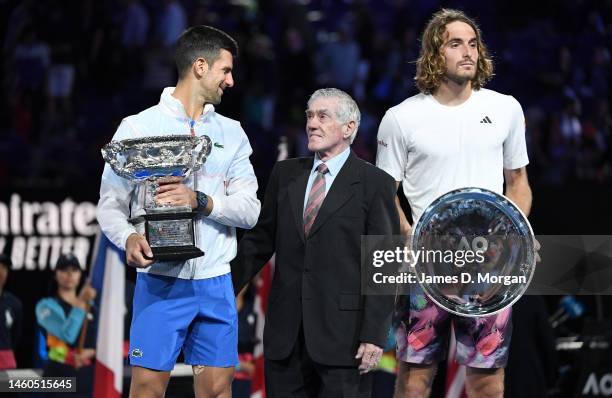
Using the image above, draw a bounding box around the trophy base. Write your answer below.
[152,246,204,262]
[141,211,205,262]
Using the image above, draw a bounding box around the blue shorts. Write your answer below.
[129,272,238,371]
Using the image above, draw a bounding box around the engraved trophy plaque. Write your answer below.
[411,188,536,317]
[102,135,212,261]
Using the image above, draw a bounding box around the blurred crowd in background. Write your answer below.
[1,0,611,192]
[0,2,611,396]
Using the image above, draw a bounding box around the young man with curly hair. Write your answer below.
[376,9,532,398]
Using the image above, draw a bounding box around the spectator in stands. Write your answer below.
[158,0,186,48]
[36,254,97,397]
[0,254,22,369]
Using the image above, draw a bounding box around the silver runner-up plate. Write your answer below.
[411,187,536,317]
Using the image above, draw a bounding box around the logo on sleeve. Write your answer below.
[131,349,143,358]
[377,139,388,148]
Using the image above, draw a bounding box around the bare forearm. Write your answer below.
[396,196,412,236]
[506,182,532,216]
[393,182,412,236]
[504,167,532,217]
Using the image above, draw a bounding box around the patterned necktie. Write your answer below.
[303,163,329,237]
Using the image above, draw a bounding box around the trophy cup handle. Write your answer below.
[192,135,212,172]
[101,141,129,178]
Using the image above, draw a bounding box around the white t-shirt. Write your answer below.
[376,88,529,223]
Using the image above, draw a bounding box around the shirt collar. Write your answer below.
[160,87,215,122]
[311,146,351,177]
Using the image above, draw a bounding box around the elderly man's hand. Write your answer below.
[355,342,383,374]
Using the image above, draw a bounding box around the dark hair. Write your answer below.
[49,254,85,296]
[0,253,11,269]
[175,25,238,79]
[55,253,81,271]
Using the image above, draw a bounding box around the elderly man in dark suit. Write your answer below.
[232,88,399,397]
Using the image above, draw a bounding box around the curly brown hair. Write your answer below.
[415,9,494,94]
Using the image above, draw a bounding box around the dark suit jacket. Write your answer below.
[232,151,399,366]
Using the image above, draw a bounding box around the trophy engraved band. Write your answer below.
[102,135,212,261]
[411,187,536,317]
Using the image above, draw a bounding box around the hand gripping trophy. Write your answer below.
[102,135,212,261]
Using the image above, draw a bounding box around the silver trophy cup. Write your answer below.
[411,187,536,317]
[102,135,212,261]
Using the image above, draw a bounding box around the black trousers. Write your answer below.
[264,327,372,398]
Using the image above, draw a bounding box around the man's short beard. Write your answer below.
[206,93,222,105]
[445,71,475,86]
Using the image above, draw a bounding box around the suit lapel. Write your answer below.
[288,158,312,244]
[307,151,360,238]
